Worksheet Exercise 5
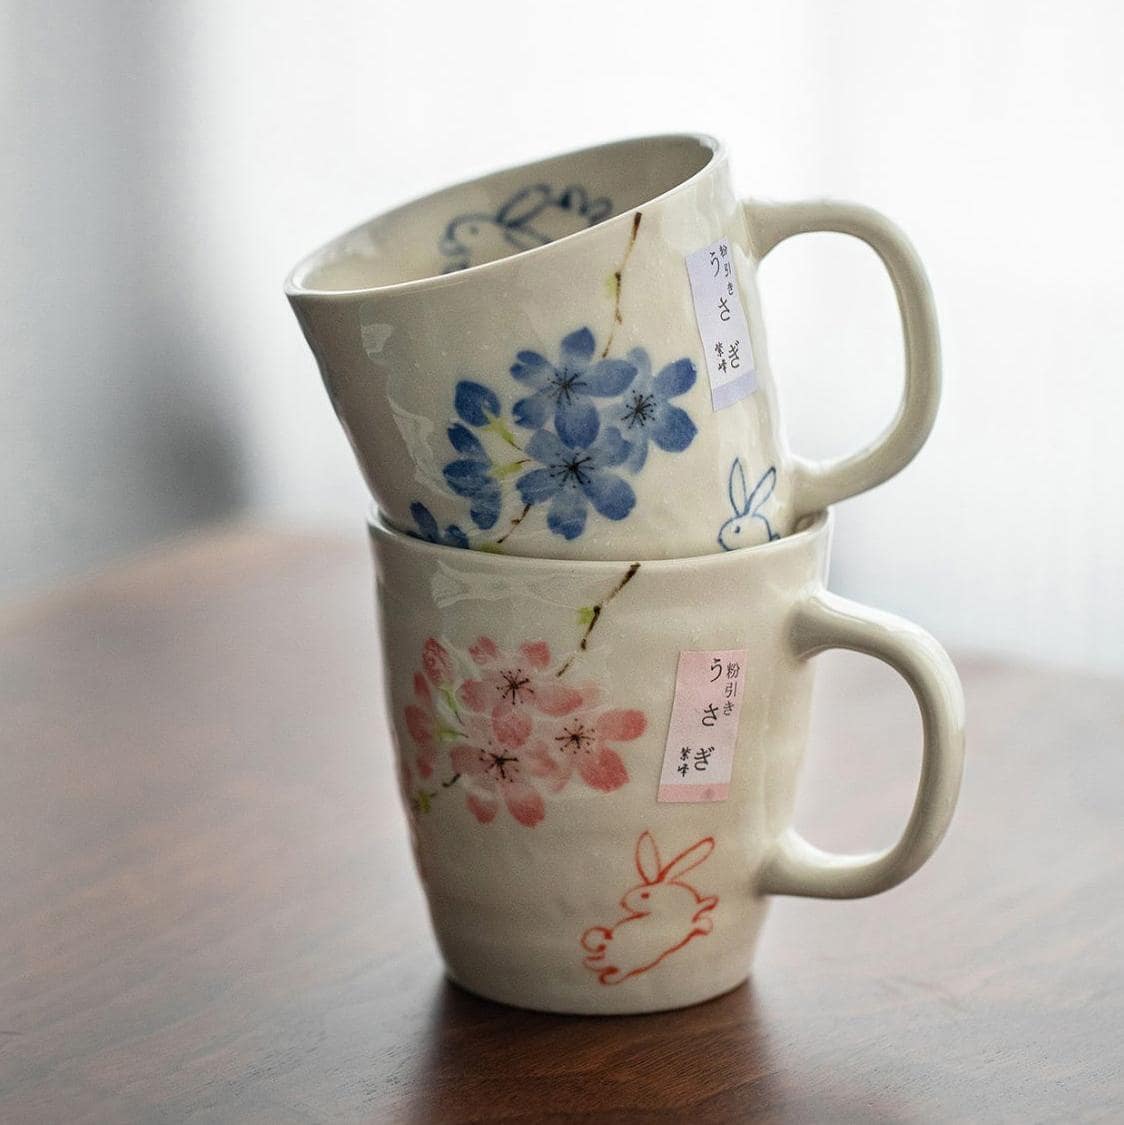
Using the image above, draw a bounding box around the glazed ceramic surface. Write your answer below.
[290,134,941,560]
[371,510,965,1015]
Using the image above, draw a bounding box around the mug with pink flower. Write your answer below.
[372,509,964,1015]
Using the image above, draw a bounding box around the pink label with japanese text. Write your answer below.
[658,649,749,802]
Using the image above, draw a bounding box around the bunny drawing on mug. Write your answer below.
[718,459,780,550]
[440,183,613,273]
[581,831,719,986]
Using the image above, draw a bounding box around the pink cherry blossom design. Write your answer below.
[457,638,586,727]
[449,712,546,828]
[422,637,454,687]
[403,672,438,777]
[528,708,647,794]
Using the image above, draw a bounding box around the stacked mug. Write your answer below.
[286,134,964,1015]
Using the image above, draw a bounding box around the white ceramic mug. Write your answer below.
[370,510,965,1015]
[289,134,941,560]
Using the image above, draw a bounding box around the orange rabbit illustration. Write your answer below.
[581,831,718,985]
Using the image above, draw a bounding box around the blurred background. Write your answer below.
[3,1,1122,674]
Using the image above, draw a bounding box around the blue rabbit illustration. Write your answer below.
[440,184,612,272]
[718,460,779,550]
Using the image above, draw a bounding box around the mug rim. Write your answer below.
[286,132,724,301]
[369,507,830,574]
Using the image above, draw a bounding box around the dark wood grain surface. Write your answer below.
[1,528,1120,1123]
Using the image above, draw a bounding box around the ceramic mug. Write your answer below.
[371,509,964,1015]
[289,134,941,560]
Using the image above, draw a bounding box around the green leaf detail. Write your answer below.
[439,686,460,719]
[493,459,528,479]
[487,417,522,449]
[577,606,596,626]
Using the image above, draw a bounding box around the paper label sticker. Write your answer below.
[658,649,749,802]
[685,239,758,410]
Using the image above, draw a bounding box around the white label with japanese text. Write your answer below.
[685,239,758,410]
[658,649,749,802]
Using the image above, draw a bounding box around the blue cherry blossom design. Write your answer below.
[442,423,502,530]
[516,425,635,540]
[510,327,636,448]
[408,324,700,547]
[408,501,470,549]
[607,348,698,472]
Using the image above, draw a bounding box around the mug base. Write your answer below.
[441,964,752,1017]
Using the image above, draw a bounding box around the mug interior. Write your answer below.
[289,134,717,294]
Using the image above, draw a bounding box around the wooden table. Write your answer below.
[1,529,1120,1123]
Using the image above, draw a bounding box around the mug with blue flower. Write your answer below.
[287,134,941,559]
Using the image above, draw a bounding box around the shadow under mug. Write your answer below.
[370,509,965,1015]
[289,133,941,560]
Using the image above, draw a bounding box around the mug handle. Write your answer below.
[743,200,941,516]
[758,589,965,899]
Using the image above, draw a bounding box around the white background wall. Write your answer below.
[4,1,1123,675]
